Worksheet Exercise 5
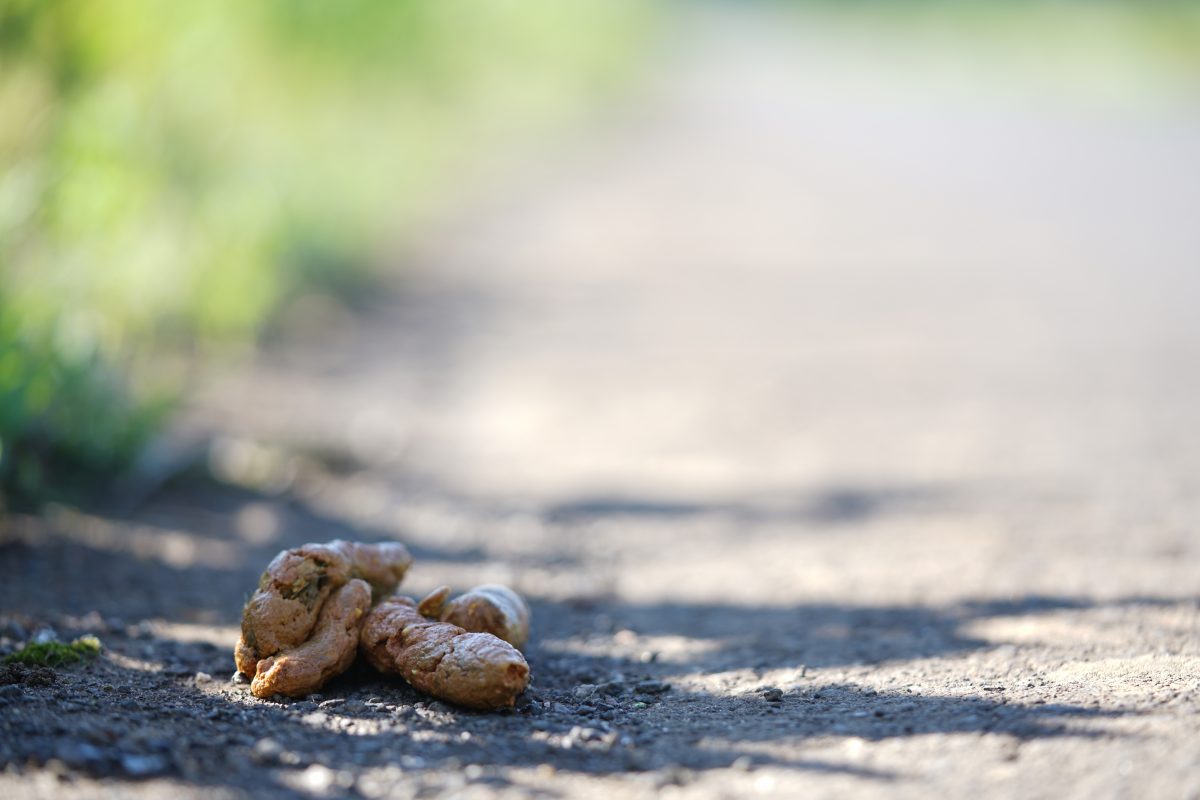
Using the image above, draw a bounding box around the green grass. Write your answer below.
[0,306,171,504]
[4,635,102,667]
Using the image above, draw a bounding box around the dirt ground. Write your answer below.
[2,6,1199,799]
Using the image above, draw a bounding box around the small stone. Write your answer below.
[120,754,169,777]
[194,672,213,685]
[760,687,783,702]
[656,766,693,787]
[298,764,335,794]
[573,684,597,701]
[731,755,754,771]
[635,680,671,695]
[126,623,152,639]
[56,741,105,768]
[33,628,59,645]
[252,738,283,764]
[0,684,22,699]
[230,672,249,685]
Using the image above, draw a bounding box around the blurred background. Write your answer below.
[1,0,1199,512]
[0,0,654,503]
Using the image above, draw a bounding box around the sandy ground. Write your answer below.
[3,5,1199,799]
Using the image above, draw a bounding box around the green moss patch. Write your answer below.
[4,635,102,667]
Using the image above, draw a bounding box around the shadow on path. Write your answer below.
[0,641,1129,798]
[543,483,954,526]
[0,478,1182,796]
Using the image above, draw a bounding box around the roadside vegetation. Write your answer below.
[0,0,654,504]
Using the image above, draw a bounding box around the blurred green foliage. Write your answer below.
[0,303,170,502]
[791,0,1200,96]
[0,0,653,505]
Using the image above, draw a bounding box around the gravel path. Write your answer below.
[2,5,1199,799]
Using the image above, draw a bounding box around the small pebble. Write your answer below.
[33,628,59,645]
[656,766,693,787]
[120,754,169,777]
[635,680,671,695]
[760,687,783,702]
[731,755,754,771]
[298,764,335,793]
[252,738,283,764]
[56,741,104,768]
